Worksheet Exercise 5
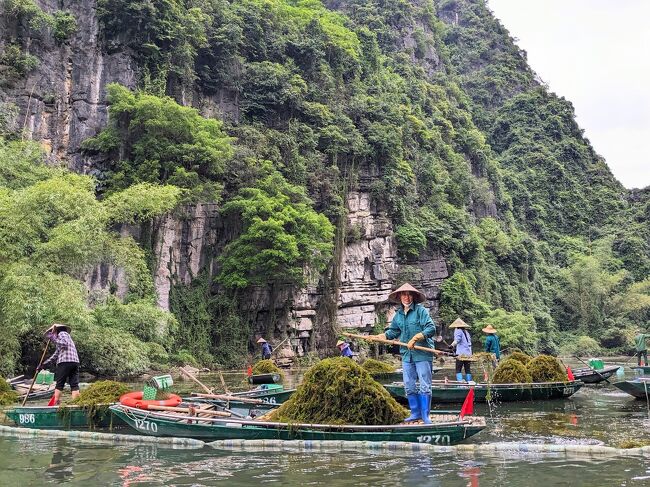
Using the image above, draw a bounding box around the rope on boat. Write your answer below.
[208,439,650,457]
[0,425,204,449]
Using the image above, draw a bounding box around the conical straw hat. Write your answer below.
[388,283,426,304]
[449,318,470,329]
[336,340,346,347]
[256,337,267,344]
[482,324,497,334]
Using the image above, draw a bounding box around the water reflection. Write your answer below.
[45,439,75,482]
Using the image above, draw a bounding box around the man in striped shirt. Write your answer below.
[40,323,80,405]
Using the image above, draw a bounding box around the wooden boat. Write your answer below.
[109,404,486,445]
[371,366,442,384]
[612,378,650,399]
[184,393,278,419]
[383,380,583,403]
[572,365,621,384]
[231,385,295,405]
[247,373,282,385]
[631,366,650,375]
[4,404,124,429]
[8,377,55,402]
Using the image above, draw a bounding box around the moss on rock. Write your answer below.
[266,357,408,425]
[492,358,532,384]
[526,355,566,382]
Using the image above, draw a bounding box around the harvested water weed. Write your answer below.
[361,359,395,374]
[252,360,284,380]
[0,378,18,405]
[58,380,131,428]
[508,351,532,366]
[526,355,566,382]
[493,358,533,384]
[266,357,408,425]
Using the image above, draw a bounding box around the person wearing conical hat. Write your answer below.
[336,340,353,358]
[482,324,500,364]
[373,283,436,424]
[40,323,80,405]
[257,337,272,360]
[450,318,473,383]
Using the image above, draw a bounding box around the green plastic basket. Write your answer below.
[589,359,604,370]
[142,385,157,400]
[36,370,54,385]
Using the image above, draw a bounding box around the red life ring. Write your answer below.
[119,391,182,410]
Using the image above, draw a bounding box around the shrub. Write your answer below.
[77,326,150,377]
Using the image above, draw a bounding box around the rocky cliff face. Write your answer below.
[1,0,452,355]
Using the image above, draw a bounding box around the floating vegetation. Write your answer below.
[361,359,395,374]
[507,351,532,366]
[492,358,532,384]
[266,358,408,425]
[252,360,284,381]
[0,378,18,405]
[526,355,566,382]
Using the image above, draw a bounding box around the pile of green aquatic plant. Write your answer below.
[492,358,532,384]
[267,358,408,425]
[507,351,532,366]
[68,380,131,406]
[617,439,650,449]
[252,359,284,380]
[526,355,567,382]
[0,378,18,405]
[361,359,395,374]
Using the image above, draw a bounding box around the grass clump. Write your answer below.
[492,358,532,384]
[507,351,532,365]
[0,378,18,405]
[361,359,395,374]
[266,357,408,425]
[68,380,131,406]
[526,355,566,382]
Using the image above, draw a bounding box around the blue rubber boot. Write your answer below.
[418,394,432,424]
[404,394,421,422]
[466,373,474,384]
[456,372,464,382]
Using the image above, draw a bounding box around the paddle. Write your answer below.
[218,371,230,395]
[22,339,50,406]
[191,392,266,405]
[341,332,452,356]
[179,367,214,394]
[146,404,231,417]
[572,355,612,384]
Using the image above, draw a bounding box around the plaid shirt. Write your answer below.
[43,331,79,366]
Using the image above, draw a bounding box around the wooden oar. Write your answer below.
[147,404,231,417]
[341,332,451,356]
[179,367,214,394]
[270,336,290,356]
[191,392,265,405]
[8,375,25,384]
[572,355,612,384]
[218,371,230,395]
[22,339,50,406]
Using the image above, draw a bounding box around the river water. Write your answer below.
[1,362,649,486]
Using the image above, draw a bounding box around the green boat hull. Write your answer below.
[4,405,125,430]
[613,379,650,399]
[233,388,294,405]
[184,398,277,418]
[110,405,484,445]
[384,381,583,403]
[631,366,650,375]
[372,366,442,384]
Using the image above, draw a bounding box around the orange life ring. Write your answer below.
[119,391,182,410]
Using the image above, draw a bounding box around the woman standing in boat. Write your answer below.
[482,324,501,365]
[450,318,473,383]
[374,283,436,424]
[39,323,80,405]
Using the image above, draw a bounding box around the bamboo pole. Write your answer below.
[22,340,50,406]
[218,371,230,395]
[191,392,265,405]
[179,367,214,394]
[146,405,231,417]
[341,332,451,356]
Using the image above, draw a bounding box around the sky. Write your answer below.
[487,0,650,189]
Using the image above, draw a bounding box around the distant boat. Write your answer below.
[612,378,650,399]
[630,366,650,375]
[572,365,620,384]
[7,376,55,402]
[247,373,282,385]
[384,380,583,403]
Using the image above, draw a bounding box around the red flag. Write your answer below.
[566,366,575,381]
[246,365,253,377]
[47,395,57,407]
[459,387,474,419]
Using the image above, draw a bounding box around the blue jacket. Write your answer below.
[340,344,353,358]
[453,329,472,356]
[261,343,272,358]
[385,303,436,363]
[484,334,500,359]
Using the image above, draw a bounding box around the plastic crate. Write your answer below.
[150,374,173,390]
[142,385,157,400]
[36,370,54,385]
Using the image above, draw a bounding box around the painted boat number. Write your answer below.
[134,418,158,433]
[262,397,277,404]
[18,414,35,424]
[417,434,451,444]
[563,387,575,395]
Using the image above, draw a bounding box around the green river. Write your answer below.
[1,362,649,486]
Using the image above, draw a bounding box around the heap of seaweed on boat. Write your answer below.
[507,351,532,366]
[361,358,395,374]
[59,380,131,427]
[492,358,533,384]
[526,355,566,382]
[252,359,284,380]
[0,378,18,405]
[266,357,408,425]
